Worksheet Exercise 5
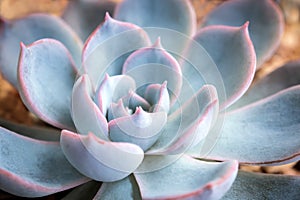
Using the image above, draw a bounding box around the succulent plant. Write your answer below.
[0,0,300,199]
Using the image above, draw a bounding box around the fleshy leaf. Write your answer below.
[0,118,60,141]
[109,107,167,151]
[184,23,256,109]
[121,90,151,111]
[95,74,136,116]
[94,175,142,200]
[18,39,77,130]
[72,74,108,139]
[0,127,88,197]
[123,39,182,104]
[144,82,170,113]
[82,13,150,87]
[107,99,130,122]
[0,14,82,87]
[148,85,218,154]
[62,0,115,41]
[198,86,300,165]
[134,156,238,200]
[60,130,144,182]
[114,0,196,53]
[231,60,300,109]
[222,171,300,200]
[202,0,284,67]
[114,0,196,36]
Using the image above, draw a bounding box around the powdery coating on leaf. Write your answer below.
[204,85,300,165]
[122,39,182,105]
[0,127,89,197]
[95,74,136,116]
[202,0,284,68]
[222,171,300,200]
[18,39,77,130]
[0,14,83,87]
[109,107,167,151]
[147,85,219,155]
[114,0,196,36]
[62,0,116,41]
[231,60,300,109]
[134,156,238,200]
[72,74,109,140]
[82,13,151,87]
[60,130,144,182]
[189,23,256,110]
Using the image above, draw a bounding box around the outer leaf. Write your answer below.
[94,175,142,200]
[134,156,238,200]
[0,118,60,141]
[222,171,300,200]
[200,86,300,165]
[82,13,150,87]
[123,39,182,104]
[62,0,115,41]
[184,23,256,109]
[114,0,196,53]
[148,85,218,154]
[72,74,108,140]
[231,60,300,109]
[202,0,284,67]
[114,0,196,36]
[109,107,167,151]
[60,130,144,182]
[0,14,82,87]
[18,39,77,130]
[0,127,88,197]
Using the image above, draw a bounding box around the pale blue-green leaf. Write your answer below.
[62,0,115,41]
[144,82,170,113]
[185,23,256,110]
[199,86,300,165]
[18,39,77,130]
[202,0,284,68]
[121,90,151,111]
[0,14,82,87]
[222,171,300,200]
[0,118,60,141]
[0,127,89,197]
[82,13,150,87]
[148,85,218,154]
[95,74,136,116]
[60,130,144,182]
[114,0,196,53]
[109,107,167,151]
[94,175,142,200]
[62,181,101,200]
[114,0,196,36]
[72,74,108,139]
[231,60,300,110]
[123,39,182,104]
[107,99,130,122]
[134,155,238,200]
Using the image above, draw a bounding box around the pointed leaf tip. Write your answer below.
[153,37,162,49]
[202,0,283,67]
[105,12,112,21]
[18,39,77,130]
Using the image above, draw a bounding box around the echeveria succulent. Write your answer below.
[0,0,300,199]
